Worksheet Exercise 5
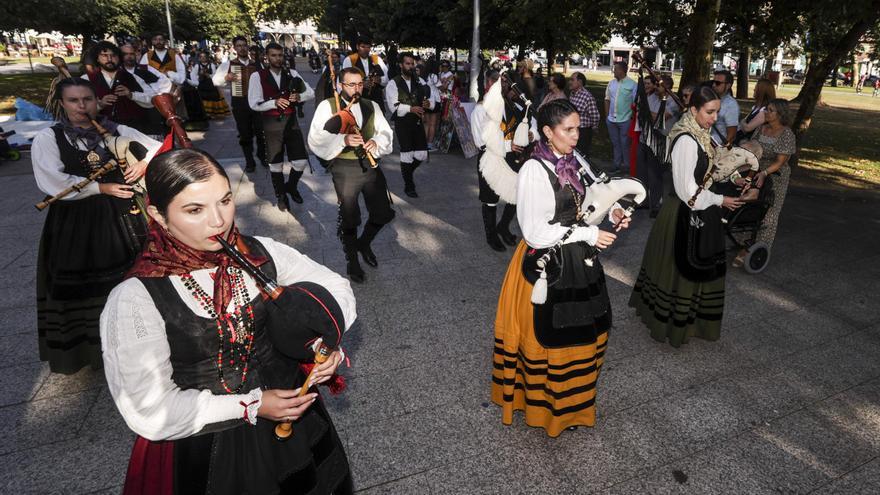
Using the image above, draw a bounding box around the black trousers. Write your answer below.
[231,97,266,160]
[262,115,309,165]
[576,127,593,158]
[637,142,665,211]
[331,158,395,230]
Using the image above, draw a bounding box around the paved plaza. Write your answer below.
[0,69,878,494]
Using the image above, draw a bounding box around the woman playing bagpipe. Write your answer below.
[100,149,355,494]
[491,100,633,437]
[190,50,231,119]
[628,86,745,348]
[33,78,161,374]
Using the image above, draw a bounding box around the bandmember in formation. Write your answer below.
[491,100,629,436]
[101,148,354,494]
[32,78,160,374]
[189,50,230,119]
[385,52,434,198]
[315,50,342,108]
[629,86,744,347]
[343,37,389,113]
[248,42,315,211]
[82,41,156,135]
[119,42,171,137]
[139,33,191,125]
[211,36,267,172]
[308,67,395,284]
[470,70,537,251]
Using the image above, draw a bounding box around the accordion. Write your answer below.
[230,64,257,97]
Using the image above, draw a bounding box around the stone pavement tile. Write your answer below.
[84,486,123,495]
[423,446,577,495]
[718,365,816,425]
[0,330,40,366]
[355,472,433,494]
[0,280,36,310]
[603,317,662,362]
[0,387,100,455]
[321,370,409,431]
[393,354,487,415]
[822,289,880,330]
[0,426,131,493]
[808,377,880,449]
[596,356,669,416]
[0,362,47,407]
[79,387,134,440]
[343,402,498,488]
[0,304,35,337]
[33,365,105,401]
[820,458,880,494]
[766,306,859,345]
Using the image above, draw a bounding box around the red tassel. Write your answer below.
[298,363,346,396]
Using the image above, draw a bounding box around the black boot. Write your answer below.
[482,204,506,252]
[341,229,365,283]
[242,145,256,172]
[357,221,383,267]
[497,204,518,246]
[401,162,418,198]
[286,170,304,204]
[270,172,290,212]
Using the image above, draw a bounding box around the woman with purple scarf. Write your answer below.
[491,100,630,436]
[31,78,160,374]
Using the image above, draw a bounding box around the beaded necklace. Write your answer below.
[181,267,256,394]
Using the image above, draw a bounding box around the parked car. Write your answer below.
[569,53,584,66]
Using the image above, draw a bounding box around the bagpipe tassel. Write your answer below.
[531,270,548,305]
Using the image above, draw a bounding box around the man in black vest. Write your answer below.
[308,67,395,283]
[384,52,435,198]
[82,41,156,134]
[120,42,169,137]
[212,35,267,172]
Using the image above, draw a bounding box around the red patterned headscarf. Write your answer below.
[126,223,267,316]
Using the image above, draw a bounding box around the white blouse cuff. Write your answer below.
[563,225,599,246]
[241,388,262,426]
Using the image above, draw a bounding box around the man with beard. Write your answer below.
[385,52,434,198]
[342,36,388,112]
[82,41,156,134]
[139,33,189,125]
[119,42,171,137]
[211,35,268,172]
[248,42,314,212]
[308,67,394,283]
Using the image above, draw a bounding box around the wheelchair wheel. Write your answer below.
[744,242,770,274]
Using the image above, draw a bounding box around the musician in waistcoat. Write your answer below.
[471,70,538,251]
[342,37,389,113]
[248,42,315,212]
[139,33,189,122]
[212,36,268,172]
[100,149,354,495]
[492,100,629,437]
[82,41,156,135]
[308,67,395,284]
[385,52,434,198]
[31,78,161,374]
[629,86,744,348]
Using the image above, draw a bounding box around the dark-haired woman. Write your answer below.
[189,51,230,119]
[539,72,568,109]
[32,79,160,374]
[491,100,630,437]
[100,148,355,494]
[629,87,744,347]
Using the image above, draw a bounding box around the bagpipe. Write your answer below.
[214,234,344,441]
[322,48,377,168]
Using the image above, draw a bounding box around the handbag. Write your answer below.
[673,204,726,282]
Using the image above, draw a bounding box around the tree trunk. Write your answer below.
[792,9,880,138]
[546,44,556,74]
[680,0,721,88]
[736,47,750,99]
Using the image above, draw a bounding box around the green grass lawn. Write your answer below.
[579,70,880,194]
[0,56,79,66]
[0,72,56,115]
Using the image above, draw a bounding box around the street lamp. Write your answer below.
[469,0,480,101]
[165,0,176,47]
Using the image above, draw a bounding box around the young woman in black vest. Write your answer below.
[101,148,355,494]
[31,78,160,374]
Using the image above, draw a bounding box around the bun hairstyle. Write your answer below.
[689,86,720,111]
[146,149,229,215]
[537,99,578,142]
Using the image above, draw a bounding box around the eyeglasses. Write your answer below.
[341,82,364,88]
[712,80,726,86]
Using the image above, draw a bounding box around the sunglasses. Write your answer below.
[712,80,727,86]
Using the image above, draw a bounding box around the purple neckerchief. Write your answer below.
[61,115,119,151]
[531,140,584,194]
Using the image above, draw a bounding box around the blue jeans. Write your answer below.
[607,119,631,171]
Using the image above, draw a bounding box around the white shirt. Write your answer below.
[470,103,489,148]
[670,135,724,211]
[247,68,315,112]
[308,98,394,161]
[124,65,173,94]
[188,63,217,86]
[31,124,162,199]
[210,58,255,87]
[384,76,436,118]
[100,236,356,441]
[517,154,620,249]
[341,54,389,87]
[80,70,155,108]
[138,50,187,85]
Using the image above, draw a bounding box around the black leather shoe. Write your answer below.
[276,195,290,212]
[359,246,378,267]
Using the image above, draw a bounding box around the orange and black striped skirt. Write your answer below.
[491,241,609,437]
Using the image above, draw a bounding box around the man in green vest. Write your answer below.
[308,67,395,283]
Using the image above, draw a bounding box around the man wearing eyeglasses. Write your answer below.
[711,70,740,147]
[308,67,395,284]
